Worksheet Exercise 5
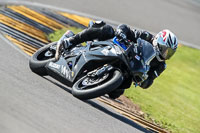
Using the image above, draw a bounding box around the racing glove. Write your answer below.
[115,29,127,40]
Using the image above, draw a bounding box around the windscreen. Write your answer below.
[137,38,156,65]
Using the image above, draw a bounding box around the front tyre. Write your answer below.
[72,69,123,100]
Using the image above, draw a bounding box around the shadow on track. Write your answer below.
[43,76,151,133]
[85,100,151,133]
[43,76,72,93]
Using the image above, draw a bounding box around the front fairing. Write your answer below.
[123,38,156,83]
[137,38,156,66]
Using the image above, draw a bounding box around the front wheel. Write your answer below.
[72,69,123,100]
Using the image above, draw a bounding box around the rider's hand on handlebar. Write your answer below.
[116,29,132,46]
[116,29,127,40]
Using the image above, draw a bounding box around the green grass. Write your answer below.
[48,27,83,42]
[48,28,200,133]
[125,46,200,133]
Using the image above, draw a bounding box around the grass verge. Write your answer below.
[125,46,200,133]
[48,28,200,133]
[47,27,83,42]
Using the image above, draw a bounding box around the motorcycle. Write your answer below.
[29,33,156,100]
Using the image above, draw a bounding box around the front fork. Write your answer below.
[87,64,114,79]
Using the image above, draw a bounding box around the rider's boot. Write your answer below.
[55,30,74,60]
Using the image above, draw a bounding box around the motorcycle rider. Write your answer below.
[55,21,178,99]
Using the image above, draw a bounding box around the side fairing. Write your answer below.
[46,57,75,86]
[46,41,122,84]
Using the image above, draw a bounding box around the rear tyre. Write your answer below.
[72,69,123,100]
[29,42,57,76]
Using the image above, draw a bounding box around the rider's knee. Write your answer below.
[99,25,115,40]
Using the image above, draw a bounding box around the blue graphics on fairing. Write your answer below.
[112,37,127,50]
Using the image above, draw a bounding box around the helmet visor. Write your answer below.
[158,44,176,60]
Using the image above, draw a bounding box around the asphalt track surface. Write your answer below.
[0,0,199,133]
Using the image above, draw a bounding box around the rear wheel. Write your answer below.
[29,42,57,76]
[72,68,123,100]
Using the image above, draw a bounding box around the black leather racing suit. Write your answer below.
[67,22,166,97]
